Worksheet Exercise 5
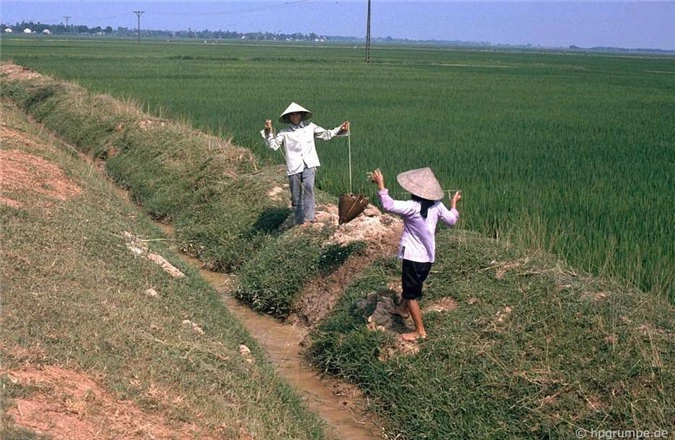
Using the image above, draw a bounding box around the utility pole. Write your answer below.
[63,16,70,33]
[365,0,371,63]
[133,11,144,44]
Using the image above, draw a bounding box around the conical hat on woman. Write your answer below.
[396,167,444,201]
[279,102,313,124]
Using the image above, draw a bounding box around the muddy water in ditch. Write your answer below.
[158,224,383,440]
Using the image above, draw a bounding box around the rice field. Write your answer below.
[2,37,673,297]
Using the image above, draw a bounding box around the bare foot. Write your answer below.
[401,332,426,342]
[388,307,410,319]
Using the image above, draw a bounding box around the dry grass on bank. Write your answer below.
[0,98,331,440]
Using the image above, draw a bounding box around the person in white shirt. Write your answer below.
[261,102,350,225]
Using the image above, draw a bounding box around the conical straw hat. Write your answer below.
[279,102,313,124]
[396,167,444,201]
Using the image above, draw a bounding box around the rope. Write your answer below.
[348,126,352,194]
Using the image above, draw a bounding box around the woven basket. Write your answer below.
[338,193,369,225]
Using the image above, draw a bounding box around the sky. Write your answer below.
[2,1,674,50]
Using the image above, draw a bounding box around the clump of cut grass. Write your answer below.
[236,231,326,317]
[235,229,367,317]
[174,170,292,272]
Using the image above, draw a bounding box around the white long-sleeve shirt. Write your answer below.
[260,121,345,175]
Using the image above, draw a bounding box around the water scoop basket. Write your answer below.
[338,193,369,225]
[338,127,369,225]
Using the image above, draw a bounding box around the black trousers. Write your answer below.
[401,259,432,300]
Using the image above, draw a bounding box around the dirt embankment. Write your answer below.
[3,362,222,440]
[1,106,232,439]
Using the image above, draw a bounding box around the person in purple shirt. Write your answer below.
[370,167,462,341]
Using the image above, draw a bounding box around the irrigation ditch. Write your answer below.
[155,223,385,440]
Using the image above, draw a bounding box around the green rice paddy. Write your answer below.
[2,37,673,297]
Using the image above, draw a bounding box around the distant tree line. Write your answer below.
[1,20,333,42]
[3,20,671,53]
[2,21,113,35]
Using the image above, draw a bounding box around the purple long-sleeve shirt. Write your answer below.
[378,189,459,263]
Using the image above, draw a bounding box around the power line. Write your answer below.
[10,1,318,35]
[150,0,315,17]
[20,2,313,26]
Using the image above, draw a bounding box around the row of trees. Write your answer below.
[1,21,334,42]
[2,22,113,35]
